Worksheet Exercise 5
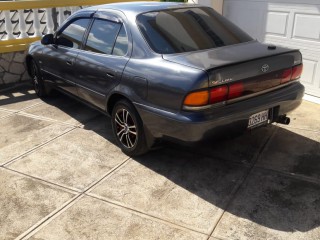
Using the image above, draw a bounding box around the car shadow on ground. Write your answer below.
[2,85,319,235]
[132,133,320,234]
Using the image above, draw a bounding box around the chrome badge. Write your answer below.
[261,64,269,73]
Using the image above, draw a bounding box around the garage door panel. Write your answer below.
[293,13,320,42]
[265,36,320,51]
[300,53,320,97]
[301,59,317,85]
[266,11,289,37]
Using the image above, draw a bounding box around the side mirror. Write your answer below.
[41,34,54,45]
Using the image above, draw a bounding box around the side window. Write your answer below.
[84,19,121,54]
[112,25,129,56]
[56,18,90,49]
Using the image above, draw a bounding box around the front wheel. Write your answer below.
[111,100,149,156]
[30,60,48,98]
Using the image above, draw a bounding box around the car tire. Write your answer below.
[111,100,149,156]
[30,60,48,98]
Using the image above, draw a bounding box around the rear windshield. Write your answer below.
[137,7,253,54]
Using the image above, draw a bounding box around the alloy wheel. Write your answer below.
[114,108,137,149]
[32,63,40,94]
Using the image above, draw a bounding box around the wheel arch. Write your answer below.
[106,93,133,115]
[25,55,34,76]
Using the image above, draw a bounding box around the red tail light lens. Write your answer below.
[280,64,303,85]
[292,64,303,80]
[209,85,228,104]
[280,68,292,84]
[228,82,244,99]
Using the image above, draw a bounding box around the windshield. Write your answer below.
[137,7,253,54]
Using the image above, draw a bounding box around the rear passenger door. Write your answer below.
[74,11,130,110]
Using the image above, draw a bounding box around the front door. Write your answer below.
[40,17,91,96]
[74,16,130,110]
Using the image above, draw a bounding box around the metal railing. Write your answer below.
[0,0,152,53]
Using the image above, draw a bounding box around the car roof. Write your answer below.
[85,1,202,16]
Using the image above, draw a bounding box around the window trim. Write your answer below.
[111,24,129,56]
[53,17,93,50]
[81,17,129,57]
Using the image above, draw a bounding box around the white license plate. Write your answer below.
[248,110,269,129]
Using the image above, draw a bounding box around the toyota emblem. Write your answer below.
[261,64,269,73]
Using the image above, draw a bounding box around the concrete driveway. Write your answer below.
[0,84,319,240]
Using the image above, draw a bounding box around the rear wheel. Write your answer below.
[30,60,48,97]
[111,100,149,156]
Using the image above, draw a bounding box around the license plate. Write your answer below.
[248,110,269,129]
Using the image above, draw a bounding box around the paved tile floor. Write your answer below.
[0,85,319,240]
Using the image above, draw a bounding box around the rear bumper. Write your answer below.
[135,82,305,142]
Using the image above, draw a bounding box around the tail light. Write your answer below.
[209,85,228,104]
[281,64,303,84]
[183,90,209,106]
[280,68,292,84]
[183,86,228,107]
[291,64,303,80]
[183,64,303,110]
[228,82,244,100]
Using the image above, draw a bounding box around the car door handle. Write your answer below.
[106,72,114,78]
[66,60,73,66]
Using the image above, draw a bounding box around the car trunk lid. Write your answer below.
[162,40,299,72]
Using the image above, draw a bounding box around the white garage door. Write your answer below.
[223,0,320,97]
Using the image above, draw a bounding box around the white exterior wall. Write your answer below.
[188,0,224,14]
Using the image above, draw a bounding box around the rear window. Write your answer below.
[85,19,121,55]
[137,7,253,54]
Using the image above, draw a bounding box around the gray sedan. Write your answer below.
[26,2,304,156]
